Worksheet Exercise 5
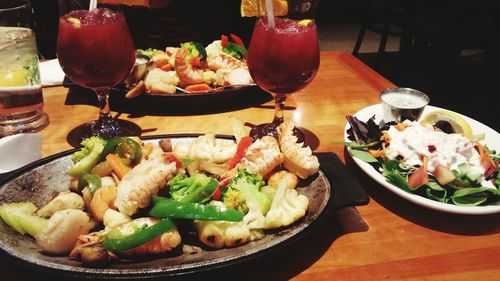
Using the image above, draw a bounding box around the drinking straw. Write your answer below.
[89,0,97,11]
[265,0,275,27]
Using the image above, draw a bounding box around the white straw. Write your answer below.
[265,0,275,28]
[89,0,97,11]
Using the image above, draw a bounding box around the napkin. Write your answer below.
[39,59,65,87]
[0,133,42,174]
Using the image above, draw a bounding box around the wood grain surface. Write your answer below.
[1,51,499,281]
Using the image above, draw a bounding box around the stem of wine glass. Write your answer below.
[93,88,121,138]
[271,94,287,127]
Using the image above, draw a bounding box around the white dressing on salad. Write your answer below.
[385,122,484,175]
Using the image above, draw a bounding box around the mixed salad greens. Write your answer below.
[346,115,500,206]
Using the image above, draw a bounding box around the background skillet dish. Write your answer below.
[345,104,500,215]
[63,78,271,116]
[0,134,367,279]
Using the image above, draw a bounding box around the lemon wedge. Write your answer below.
[241,0,288,17]
[0,68,26,87]
[297,19,312,26]
[67,17,81,28]
[422,110,473,138]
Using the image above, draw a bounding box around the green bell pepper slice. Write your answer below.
[100,137,142,164]
[103,218,175,253]
[150,196,244,222]
[77,173,102,196]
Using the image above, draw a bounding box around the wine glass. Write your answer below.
[246,0,320,140]
[57,6,140,146]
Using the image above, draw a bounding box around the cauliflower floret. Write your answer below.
[165,47,178,67]
[214,68,231,86]
[174,133,236,163]
[205,40,223,61]
[202,70,216,85]
[144,68,180,94]
[243,204,267,229]
[227,68,253,85]
[265,177,309,229]
[267,170,299,190]
[103,209,131,230]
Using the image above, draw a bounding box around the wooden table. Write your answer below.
[3,51,500,280]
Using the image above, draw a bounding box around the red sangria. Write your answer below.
[247,17,319,94]
[247,16,319,139]
[57,8,139,145]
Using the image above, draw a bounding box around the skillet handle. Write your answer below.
[316,152,370,210]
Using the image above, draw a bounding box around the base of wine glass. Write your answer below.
[250,123,305,144]
[67,119,142,148]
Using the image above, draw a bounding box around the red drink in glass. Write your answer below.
[247,17,319,95]
[57,8,140,145]
[57,9,135,89]
[247,17,320,140]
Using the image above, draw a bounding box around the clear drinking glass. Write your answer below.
[0,0,49,137]
[57,5,140,144]
[247,0,320,140]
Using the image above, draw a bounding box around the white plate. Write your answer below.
[344,104,500,215]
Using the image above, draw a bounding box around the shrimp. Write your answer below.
[114,153,179,216]
[239,136,283,177]
[175,47,204,86]
[277,121,319,179]
[89,183,118,222]
[126,231,181,255]
[208,52,243,72]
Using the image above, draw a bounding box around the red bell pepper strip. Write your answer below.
[212,177,232,200]
[221,34,229,48]
[226,136,253,169]
[190,56,201,67]
[165,153,183,170]
[230,33,245,48]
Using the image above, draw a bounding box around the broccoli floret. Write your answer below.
[136,48,165,59]
[221,169,271,229]
[180,41,207,61]
[68,137,107,178]
[168,173,218,203]
[222,188,248,214]
[222,42,247,60]
[71,136,107,163]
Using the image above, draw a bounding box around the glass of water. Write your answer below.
[0,0,49,137]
